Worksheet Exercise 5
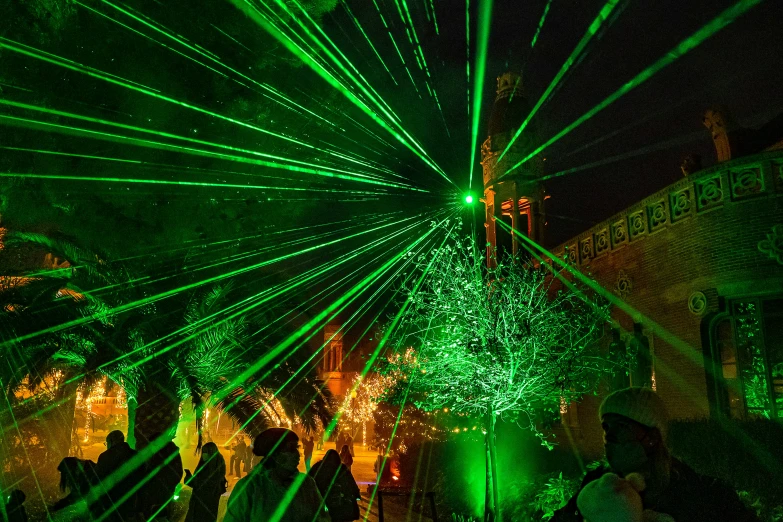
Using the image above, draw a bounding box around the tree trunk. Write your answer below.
[127,393,137,449]
[485,412,501,522]
[134,379,180,449]
[51,378,79,461]
[484,434,492,522]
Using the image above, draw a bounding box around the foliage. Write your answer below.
[337,373,388,438]
[667,418,783,510]
[0,231,332,450]
[372,402,445,454]
[737,490,783,522]
[451,515,479,522]
[533,472,580,520]
[382,222,611,443]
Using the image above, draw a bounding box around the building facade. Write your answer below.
[482,74,783,455]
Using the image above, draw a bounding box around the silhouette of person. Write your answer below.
[243,440,253,475]
[302,436,315,472]
[230,436,247,477]
[339,445,353,473]
[51,457,100,518]
[310,449,361,522]
[3,489,28,522]
[96,430,145,521]
[139,433,183,520]
[224,428,328,522]
[551,387,759,522]
[374,454,393,486]
[184,442,227,522]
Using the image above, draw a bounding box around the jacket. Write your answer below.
[223,467,329,522]
[96,441,146,520]
[310,461,361,521]
[185,464,226,522]
[551,459,759,522]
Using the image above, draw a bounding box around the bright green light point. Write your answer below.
[465,195,474,204]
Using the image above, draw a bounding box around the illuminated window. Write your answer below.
[712,298,783,419]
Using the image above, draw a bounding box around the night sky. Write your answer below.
[2,0,782,335]
[326,0,783,245]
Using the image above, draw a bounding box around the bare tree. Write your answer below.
[382,223,611,522]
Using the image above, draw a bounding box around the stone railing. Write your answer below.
[552,150,783,265]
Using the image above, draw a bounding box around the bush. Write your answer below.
[668,418,783,505]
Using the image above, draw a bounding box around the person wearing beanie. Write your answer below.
[552,387,759,522]
[223,428,329,522]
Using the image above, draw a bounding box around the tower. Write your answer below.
[480,72,546,266]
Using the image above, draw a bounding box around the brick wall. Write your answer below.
[547,150,783,454]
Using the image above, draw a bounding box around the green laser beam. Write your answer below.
[500,0,763,178]
[530,0,554,49]
[497,0,623,164]
[0,102,425,191]
[468,0,493,193]
[341,0,399,86]
[232,0,454,186]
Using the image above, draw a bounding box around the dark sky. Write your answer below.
[2,0,782,340]
[327,0,783,246]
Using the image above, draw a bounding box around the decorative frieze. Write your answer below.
[611,219,628,248]
[730,167,764,199]
[594,228,610,256]
[694,176,723,211]
[648,200,668,232]
[758,224,783,265]
[669,188,692,222]
[547,152,782,263]
[688,291,708,316]
[628,210,647,241]
[614,270,633,298]
[566,244,577,264]
[579,237,594,264]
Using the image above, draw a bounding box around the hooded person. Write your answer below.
[552,387,759,522]
[96,430,145,521]
[184,442,228,522]
[3,489,28,522]
[223,428,329,522]
[339,444,353,472]
[51,457,101,520]
[139,433,184,520]
[309,449,361,522]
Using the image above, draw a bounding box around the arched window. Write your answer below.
[710,298,783,419]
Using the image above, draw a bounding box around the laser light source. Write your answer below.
[464,195,474,204]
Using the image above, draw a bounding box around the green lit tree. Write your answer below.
[382,223,610,522]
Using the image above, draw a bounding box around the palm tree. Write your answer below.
[0,229,333,462]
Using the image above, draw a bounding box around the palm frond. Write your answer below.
[213,387,273,438]
[4,231,117,288]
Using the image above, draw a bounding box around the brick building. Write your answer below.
[481,72,783,456]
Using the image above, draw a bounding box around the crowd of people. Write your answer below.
[1,387,762,521]
[1,428,361,522]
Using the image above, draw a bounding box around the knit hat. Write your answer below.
[252,428,299,457]
[599,387,669,441]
